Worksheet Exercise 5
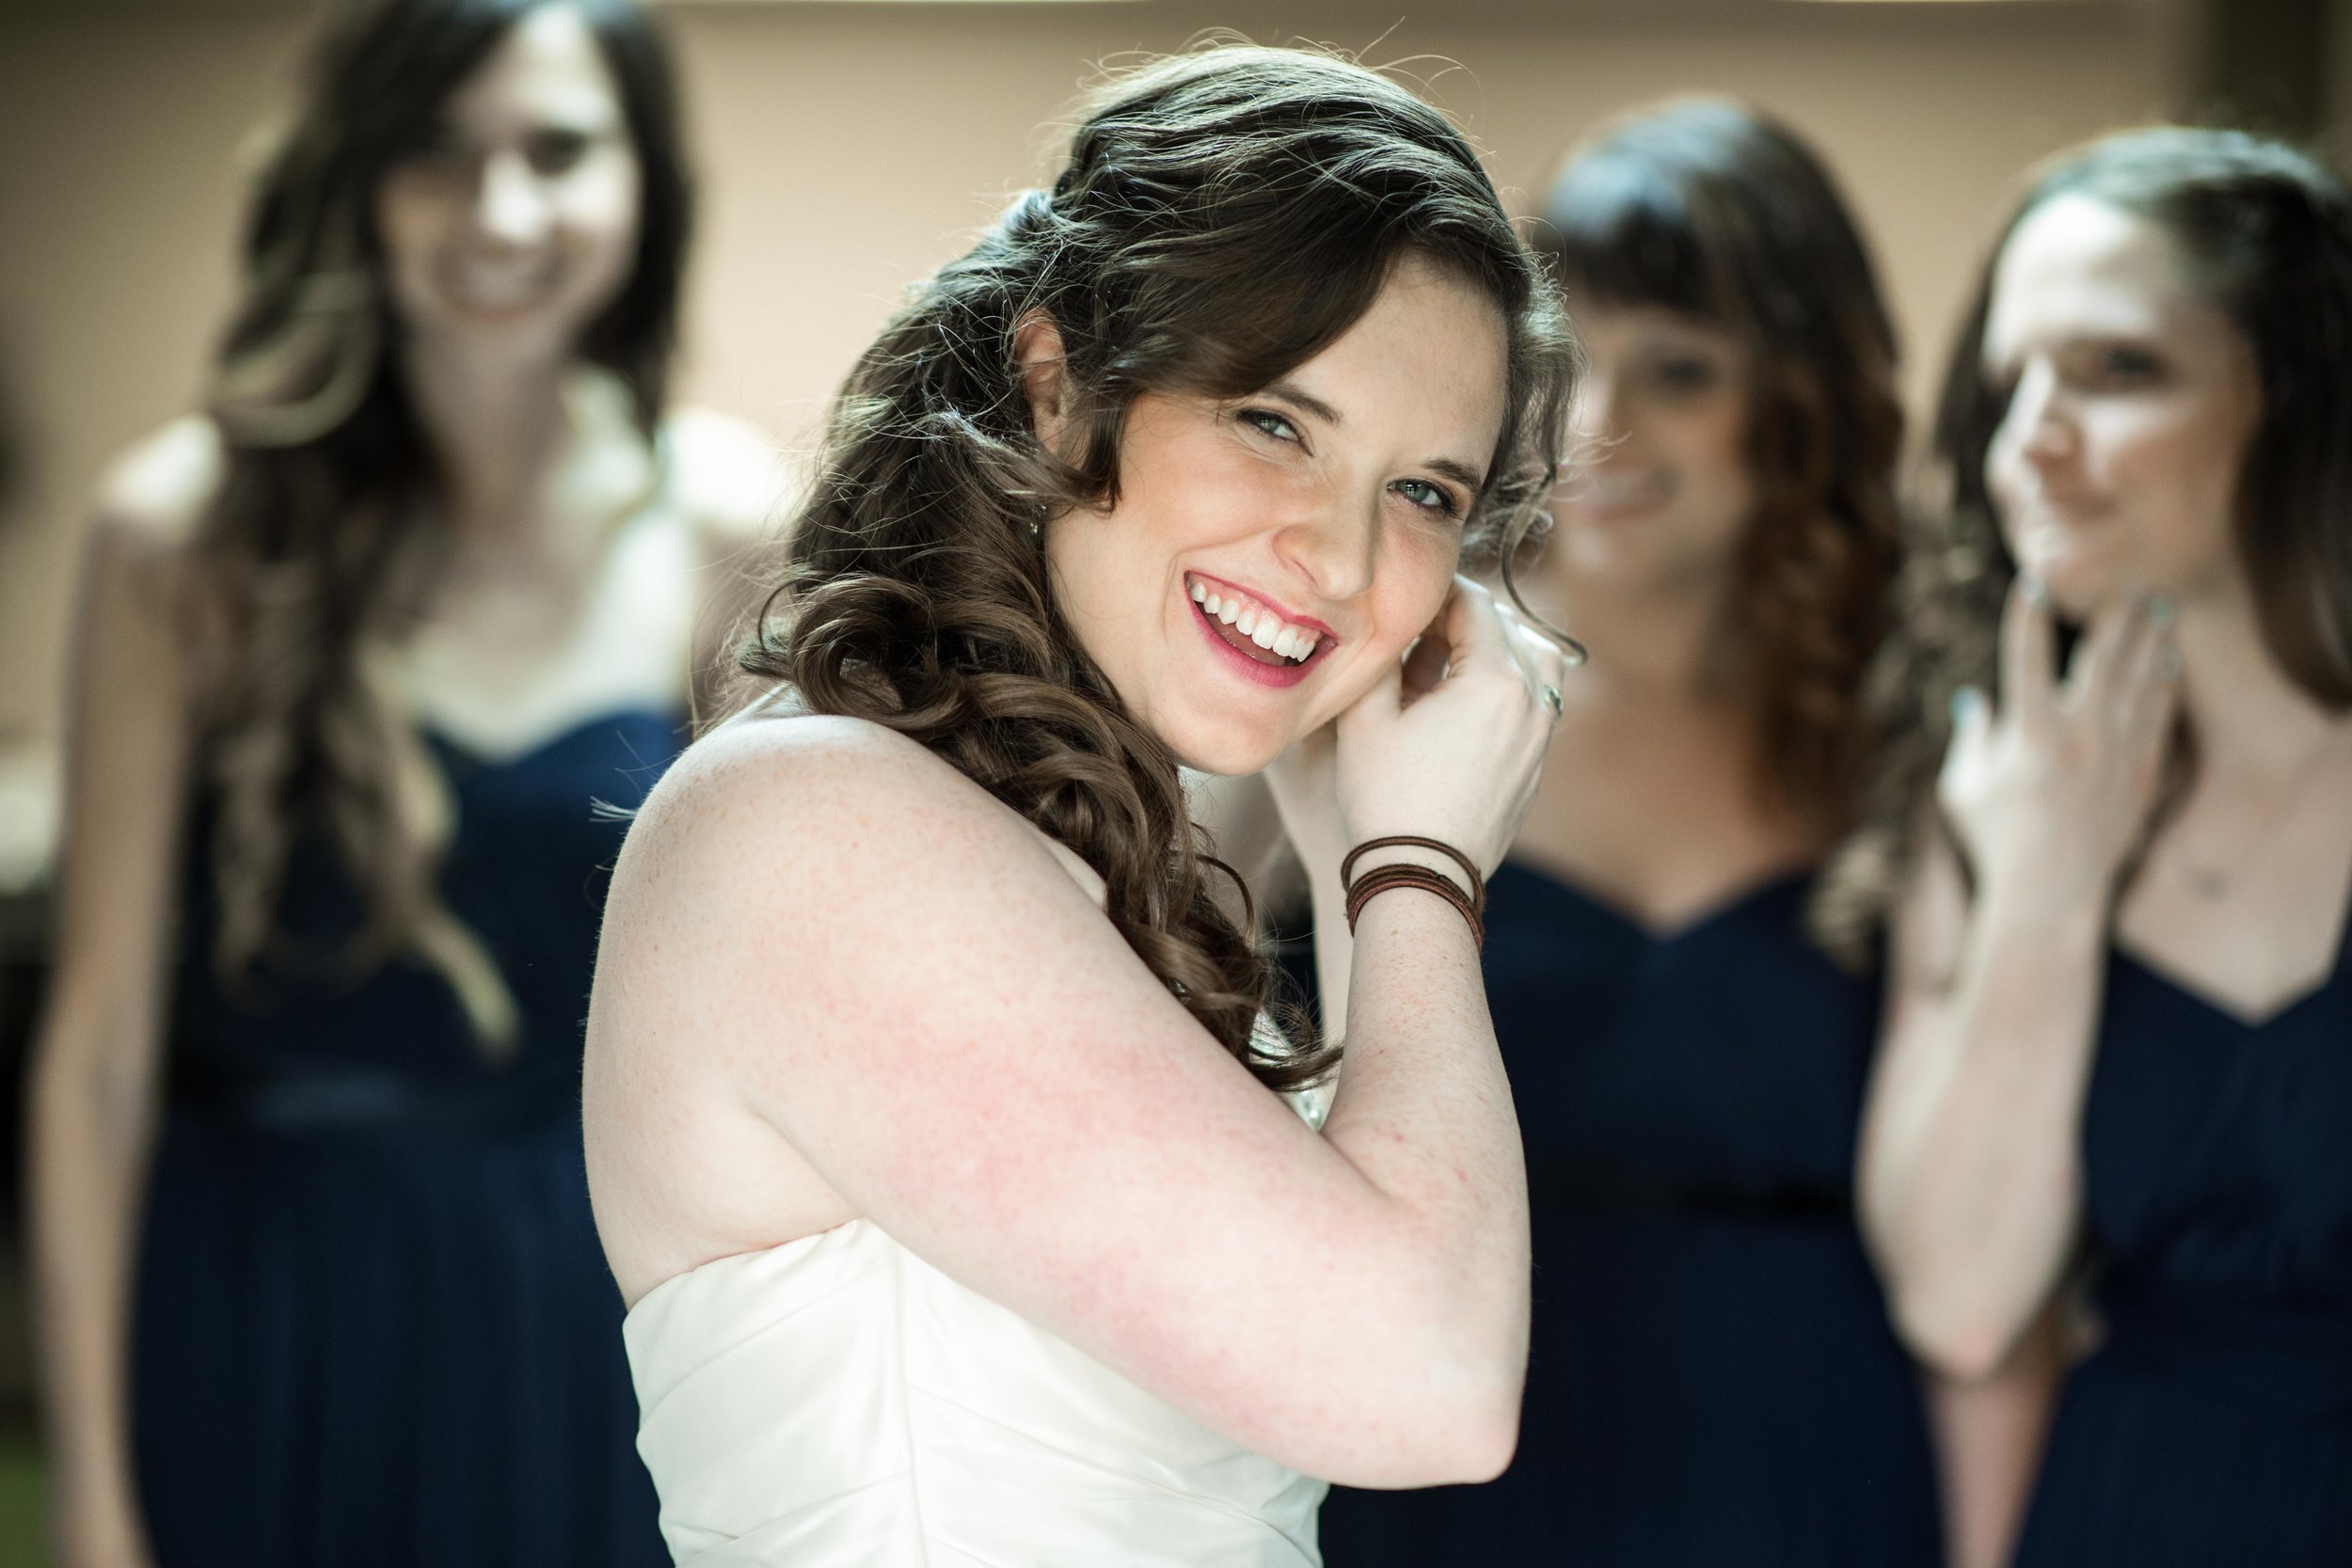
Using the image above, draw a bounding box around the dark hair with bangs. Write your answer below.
[741,45,1577,1087]
[1819,126,2352,962]
[1540,99,1903,832]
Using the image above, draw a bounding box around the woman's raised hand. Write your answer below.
[1939,577,2179,920]
[1331,576,1569,878]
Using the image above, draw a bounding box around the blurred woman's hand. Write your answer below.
[1938,578,2177,922]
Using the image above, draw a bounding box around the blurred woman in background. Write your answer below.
[27,1,771,1563]
[1843,127,2352,1566]
[1318,101,1944,1567]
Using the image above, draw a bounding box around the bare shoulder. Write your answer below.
[92,415,222,558]
[615,711,1094,958]
[661,406,789,552]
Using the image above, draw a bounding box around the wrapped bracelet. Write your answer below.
[1340,835,1486,946]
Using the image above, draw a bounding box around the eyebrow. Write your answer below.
[1263,378,1491,493]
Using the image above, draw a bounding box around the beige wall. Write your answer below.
[0,0,2176,778]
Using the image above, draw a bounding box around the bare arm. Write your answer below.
[592,581,1559,1488]
[1858,583,2173,1377]
[1925,1309,2066,1568]
[29,466,205,1566]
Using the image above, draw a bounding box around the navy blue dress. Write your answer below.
[133,712,678,1568]
[2012,911,2352,1565]
[1318,862,1944,1567]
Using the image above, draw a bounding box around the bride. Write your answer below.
[583,45,1578,1564]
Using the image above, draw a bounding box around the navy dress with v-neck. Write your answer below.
[1317,860,1943,1567]
[2011,905,2352,1565]
[132,712,678,1568]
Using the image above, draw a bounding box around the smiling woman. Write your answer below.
[25,3,776,1566]
[583,44,1577,1565]
[1836,128,2352,1568]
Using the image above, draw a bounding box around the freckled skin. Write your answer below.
[1045,258,1509,777]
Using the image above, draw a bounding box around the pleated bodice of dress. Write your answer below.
[2012,898,2352,1566]
[137,711,683,1567]
[624,1217,1328,1567]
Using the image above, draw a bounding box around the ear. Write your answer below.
[1012,310,1071,455]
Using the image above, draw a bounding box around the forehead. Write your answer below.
[1983,194,2209,360]
[1294,257,1510,439]
[445,6,621,128]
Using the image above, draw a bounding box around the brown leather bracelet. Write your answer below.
[1339,835,1487,915]
[1340,835,1487,945]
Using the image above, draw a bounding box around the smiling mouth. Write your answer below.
[1185,575,1328,668]
[438,258,561,315]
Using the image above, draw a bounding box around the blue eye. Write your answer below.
[1391,478,1460,518]
[1240,408,1302,443]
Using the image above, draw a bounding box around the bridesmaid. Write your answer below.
[1843,127,2352,1565]
[1317,101,1942,1566]
[26,2,772,1564]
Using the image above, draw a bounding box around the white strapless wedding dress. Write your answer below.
[624,1216,1328,1565]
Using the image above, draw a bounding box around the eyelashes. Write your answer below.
[1234,407,1464,521]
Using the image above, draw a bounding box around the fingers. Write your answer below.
[1999,574,2058,734]
[1433,574,1512,670]
[2063,592,2164,714]
[1489,598,1543,692]
[2110,598,2181,761]
[1939,684,1990,799]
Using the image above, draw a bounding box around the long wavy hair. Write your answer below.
[1819,127,2352,961]
[1539,101,1903,831]
[739,47,1576,1088]
[187,0,690,1046]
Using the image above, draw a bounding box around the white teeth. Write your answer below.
[1187,576,1321,664]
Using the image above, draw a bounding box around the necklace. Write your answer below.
[2166,723,2352,900]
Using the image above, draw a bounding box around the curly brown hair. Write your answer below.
[1538,100,1904,832]
[739,46,1577,1089]
[1817,127,2352,963]
[186,0,691,1046]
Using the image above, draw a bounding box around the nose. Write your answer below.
[474,151,551,247]
[1274,486,1379,607]
[2002,359,2078,471]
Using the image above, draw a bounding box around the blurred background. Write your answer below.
[0,0,2342,1559]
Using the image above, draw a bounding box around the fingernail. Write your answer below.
[2024,576,2050,610]
[2149,594,2176,627]
[1949,686,1984,728]
[2156,641,2183,680]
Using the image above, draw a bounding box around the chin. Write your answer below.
[1157,715,1287,779]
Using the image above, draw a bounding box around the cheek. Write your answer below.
[554,159,643,305]
[2099,404,2244,558]
[373,179,446,283]
[1363,527,1459,660]
[1658,400,1753,531]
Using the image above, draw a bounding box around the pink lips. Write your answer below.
[1184,576,1333,690]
